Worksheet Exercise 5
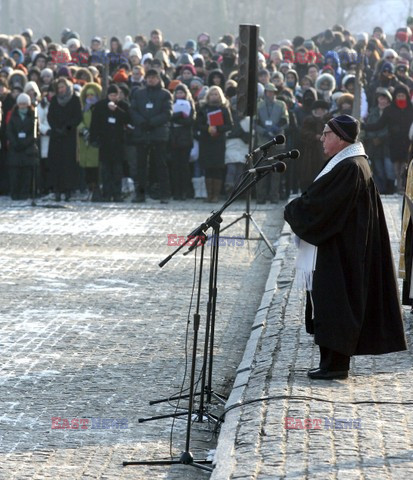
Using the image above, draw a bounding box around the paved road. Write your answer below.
[0,196,284,480]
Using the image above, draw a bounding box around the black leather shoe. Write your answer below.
[307,368,348,380]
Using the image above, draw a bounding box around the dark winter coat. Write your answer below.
[364,84,413,163]
[129,83,173,144]
[6,107,39,167]
[47,93,82,191]
[170,101,195,149]
[90,99,130,150]
[196,102,233,169]
[299,114,325,191]
[285,155,407,357]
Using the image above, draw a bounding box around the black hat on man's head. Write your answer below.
[327,114,360,144]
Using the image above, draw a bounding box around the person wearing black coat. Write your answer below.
[196,86,233,202]
[6,93,39,200]
[47,78,82,201]
[364,83,413,193]
[285,115,406,380]
[129,68,173,203]
[89,84,130,202]
[0,83,17,195]
[169,83,195,200]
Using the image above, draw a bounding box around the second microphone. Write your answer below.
[248,149,300,174]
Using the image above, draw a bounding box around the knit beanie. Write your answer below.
[327,114,360,143]
[107,84,120,95]
[17,92,31,105]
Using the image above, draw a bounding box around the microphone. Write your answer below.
[248,150,300,174]
[251,134,285,154]
[266,149,300,162]
[248,161,287,174]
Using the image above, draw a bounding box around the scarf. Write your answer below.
[56,84,73,107]
[295,141,367,291]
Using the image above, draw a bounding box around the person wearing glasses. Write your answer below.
[284,114,406,380]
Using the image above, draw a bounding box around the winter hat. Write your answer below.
[0,66,13,77]
[168,79,181,92]
[185,39,197,51]
[141,53,153,64]
[264,83,276,92]
[375,87,392,102]
[342,74,355,88]
[123,35,133,51]
[107,84,120,95]
[215,42,227,54]
[356,32,369,44]
[16,64,28,75]
[383,49,398,60]
[57,66,72,78]
[181,64,197,76]
[193,56,205,68]
[22,28,33,39]
[176,53,194,66]
[24,81,41,98]
[257,82,265,99]
[271,71,284,82]
[10,48,24,65]
[113,69,129,83]
[129,47,142,60]
[303,39,316,51]
[327,114,360,143]
[16,92,31,105]
[381,62,394,74]
[189,77,204,89]
[67,38,81,50]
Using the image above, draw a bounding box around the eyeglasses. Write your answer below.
[321,130,334,137]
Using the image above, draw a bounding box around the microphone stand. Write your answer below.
[123,166,278,474]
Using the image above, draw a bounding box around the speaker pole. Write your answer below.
[221,24,275,254]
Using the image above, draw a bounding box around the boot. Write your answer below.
[192,177,202,199]
[211,179,223,203]
[205,177,214,202]
[199,176,208,199]
[132,184,145,203]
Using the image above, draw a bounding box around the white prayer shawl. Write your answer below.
[295,142,367,291]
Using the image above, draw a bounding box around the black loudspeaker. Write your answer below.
[237,24,259,117]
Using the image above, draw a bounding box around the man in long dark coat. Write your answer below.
[48,78,82,201]
[284,114,407,380]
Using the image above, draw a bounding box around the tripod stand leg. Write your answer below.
[247,213,275,255]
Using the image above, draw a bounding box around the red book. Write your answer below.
[207,109,224,127]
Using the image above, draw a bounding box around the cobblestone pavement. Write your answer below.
[211,195,413,480]
[0,195,285,480]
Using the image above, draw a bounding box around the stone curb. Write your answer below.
[210,221,293,480]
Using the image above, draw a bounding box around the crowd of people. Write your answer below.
[1,20,413,203]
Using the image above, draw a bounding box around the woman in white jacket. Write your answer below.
[37,85,53,194]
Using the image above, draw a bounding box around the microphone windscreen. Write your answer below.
[290,149,300,159]
[275,161,287,173]
[275,134,286,145]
